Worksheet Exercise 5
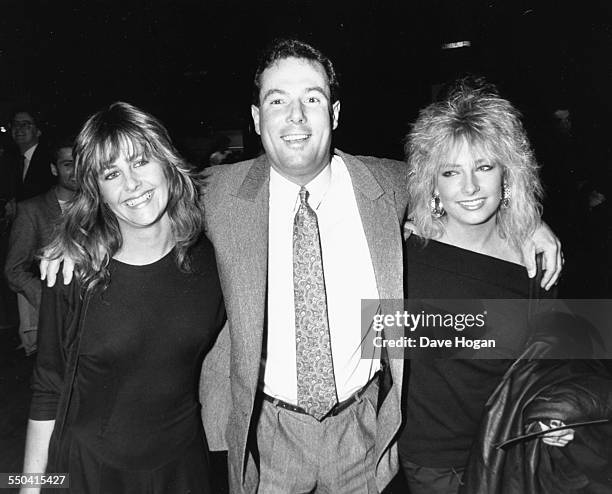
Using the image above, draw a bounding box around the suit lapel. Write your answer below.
[25,145,42,183]
[338,150,404,393]
[234,155,270,202]
[338,151,403,301]
[229,155,270,396]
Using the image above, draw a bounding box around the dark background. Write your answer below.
[1,0,610,167]
[1,2,611,489]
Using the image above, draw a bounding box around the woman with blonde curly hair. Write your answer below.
[22,102,225,493]
[398,80,572,494]
[406,79,543,255]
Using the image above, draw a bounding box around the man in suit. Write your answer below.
[202,42,408,489]
[2,110,56,335]
[9,109,56,202]
[199,39,561,493]
[5,138,76,355]
[44,39,561,493]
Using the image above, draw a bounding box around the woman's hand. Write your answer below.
[539,420,575,447]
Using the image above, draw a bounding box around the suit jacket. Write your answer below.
[200,150,409,493]
[5,188,62,307]
[18,144,56,201]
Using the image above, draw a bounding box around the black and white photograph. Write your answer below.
[1,1,611,493]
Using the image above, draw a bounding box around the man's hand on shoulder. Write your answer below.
[403,220,420,240]
[40,254,74,287]
[521,222,562,290]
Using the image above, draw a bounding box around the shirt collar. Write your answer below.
[269,159,332,211]
[23,143,38,161]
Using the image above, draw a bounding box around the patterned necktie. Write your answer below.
[293,186,337,420]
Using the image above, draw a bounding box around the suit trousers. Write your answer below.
[255,381,379,494]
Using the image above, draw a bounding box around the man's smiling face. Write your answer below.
[11,112,41,152]
[251,57,340,185]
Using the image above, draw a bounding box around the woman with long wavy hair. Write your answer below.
[21,102,225,493]
[398,80,573,494]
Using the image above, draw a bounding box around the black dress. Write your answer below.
[399,235,538,470]
[30,236,225,493]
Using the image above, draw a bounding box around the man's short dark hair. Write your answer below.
[51,136,75,164]
[252,39,340,106]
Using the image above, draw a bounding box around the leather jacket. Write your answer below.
[461,340,612,494]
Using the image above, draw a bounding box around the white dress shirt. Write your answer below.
[263,155,380,404]
[22,144,38,181]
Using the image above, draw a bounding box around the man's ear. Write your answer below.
[251,105,261,135]
[332,100,341,130]
[50,163,58,177]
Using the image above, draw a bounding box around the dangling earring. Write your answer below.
[430,192,445,218]
[501,181,510,209]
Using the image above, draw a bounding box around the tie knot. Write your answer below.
[299,186,310,205]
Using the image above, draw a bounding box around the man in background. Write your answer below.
[9,108,55,202]
[5,138,77,355]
